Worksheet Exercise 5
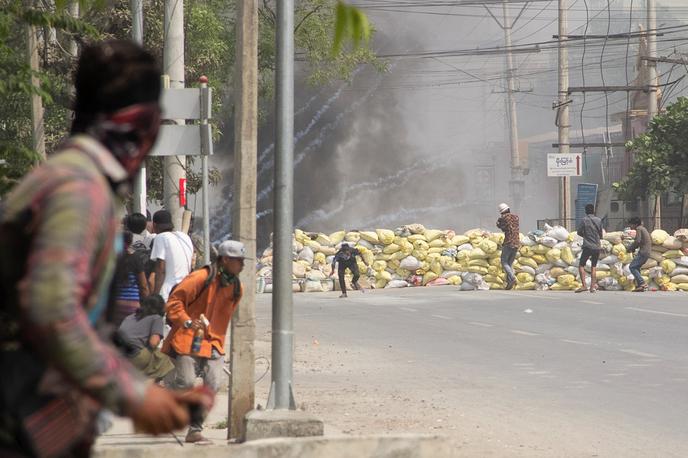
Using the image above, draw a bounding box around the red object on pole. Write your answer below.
[179,178,187,207]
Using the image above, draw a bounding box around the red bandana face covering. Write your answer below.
[90,102,162,176]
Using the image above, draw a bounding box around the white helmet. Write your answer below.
[497,203,510,214]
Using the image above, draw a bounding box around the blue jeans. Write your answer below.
[629,253,649,287]
[501,245,518,284]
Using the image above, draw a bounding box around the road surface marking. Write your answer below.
[626,363,652,367]
[513,363,534,367]
[580,300,603,305]
[561,339,593,346]
[625,307,688,318]
[431,314,452,320]
[400,307,418,313]
[528,371,550,375]
[469,321,494,327]
[619,349,658,358]
[510,329,540,336]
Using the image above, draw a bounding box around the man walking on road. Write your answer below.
[331,243,365,298]
[0,40,209,457]
[496,203,520,290]
[163,240,246,443]
[576,204,604,293]
[628,217,652,292]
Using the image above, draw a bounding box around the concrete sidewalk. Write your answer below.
[93,393,456,457]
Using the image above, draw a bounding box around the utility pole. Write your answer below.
[27,0,45,163]
[163,0,186,230]
[68,1,79,58]
[646,0,660,229]
[131,0,147,216]
[268,0,296,412]
[557,0,571,228]
[229,0,258,441]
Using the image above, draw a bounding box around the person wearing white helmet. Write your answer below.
[496,203,520,290]
[162,240,246,443]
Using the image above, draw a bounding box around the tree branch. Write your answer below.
[294,4,324,34]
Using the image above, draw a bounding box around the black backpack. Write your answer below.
[130,239,154,277]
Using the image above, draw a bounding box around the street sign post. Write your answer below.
[547,153,582,177]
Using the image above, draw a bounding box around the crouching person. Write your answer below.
[162,240,246,443]
[117,294,174,382]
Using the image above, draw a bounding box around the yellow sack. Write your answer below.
[411,249,427,261]
[375,278,388,289]
[314,252,326,264]
[488,282,504,290]
[516,272,534,283]
[518,257,538,270]
[430,261,443,276]
[396,268,410,278]
[489,257,502,268]
[550,283,570,291]
[656,275,671,286]
[428,247,445,255]
[515,282,536,290]
[469,259,490,268]
[360,231,379,244]
[450,235,470,246]
[388,259,401,270]
[533,244,550,255]
[663,236,682,250]
[661,259,676,274]
[391,250,408,261]
[532,254,547,265]
[315,233,332,246]
[557,274,575,286]
[382,243,401,255]
[671,274,688,283]
[294,229,308,244]
[372,260,387,272]
[439,256,454,269]
[663,282,678,291]
[345,231,361,243]
[479,239,498,255]
[422,271,439,285]
[545,248,561,263]
[329,231,345,245]
[305,240,322,252]
[376,229,395,245]
[612,243,627,257]
[484,274,504,285]
[550,267,566,278]
[663,249,683,259]
[408,234,428,243]
[677,283,688,291]
[560,246,575,265]
[519,246,533,257]
[362,250,375,266]
[376,254,392,262]
[487,266,499,276]
[375,270,392,282]
[469,248,488,259]
[651,229,669,245]
[412,239,429,251]
[424,229,443,242]
[429,238,446,248]
[489,232,504,245]
[596,271,610,279]
[468,266,489,275]
[448,275,462,286]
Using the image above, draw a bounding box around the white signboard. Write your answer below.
[547,153,582,177]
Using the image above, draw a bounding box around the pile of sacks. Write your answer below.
[255,224,688,292]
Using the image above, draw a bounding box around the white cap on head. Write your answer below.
[497,203,510,214]
[218,240,247,259]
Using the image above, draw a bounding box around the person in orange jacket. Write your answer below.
[162,240,246,443]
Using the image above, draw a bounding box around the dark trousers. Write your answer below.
[338,263,360,294]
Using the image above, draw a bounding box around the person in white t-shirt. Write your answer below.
[150,209,194,301]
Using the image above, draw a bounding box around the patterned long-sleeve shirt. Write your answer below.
[1,135,147,416]
[497,213,521,248]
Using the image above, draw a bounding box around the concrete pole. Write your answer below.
[558,0,571,229]
[68,1,79,57]
[647,0,661,230]
[131,0,147,216]
[267,0,296,411]
[27,1,45,163]
[163,0,186,230]
[502,0,521,200]
[229,0,258,438]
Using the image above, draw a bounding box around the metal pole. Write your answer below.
[131,0,147,216]
[199,76,211,265]
[27,0,45,164]
[163,0,186,231]
[558,0,571,229]
[647,0,660,229]
[267,0,296,411]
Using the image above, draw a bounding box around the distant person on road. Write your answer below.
[150,209,194,301]
[111,230,151,326]
[0,40,210,457]
[496,203,520,290]
[162,240,246,443]
[576,204,604,293]
[627,217,652,292]
[331,243,366,298]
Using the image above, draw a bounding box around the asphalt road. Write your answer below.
[255,288,688,456]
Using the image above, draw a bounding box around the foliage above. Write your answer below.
[614,97,688,200]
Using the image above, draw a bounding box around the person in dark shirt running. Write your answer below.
[330,243,366,298]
